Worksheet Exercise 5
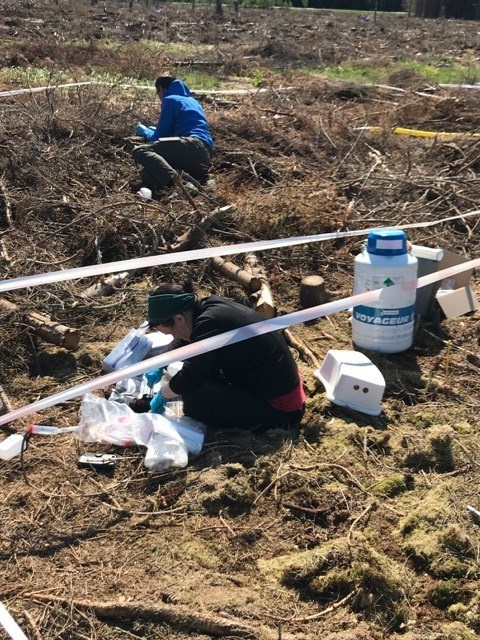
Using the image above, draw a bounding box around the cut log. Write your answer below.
[0,178,13,227]
[300,275,329,309]
[243,253,276,319]
[210,253,319,368]
[81,271,132,298]
[211,257,262,293]
[0,298,80,350]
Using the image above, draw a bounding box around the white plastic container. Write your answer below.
[0,434,25,460]
[352,229,418,353]
[315,350,385,416]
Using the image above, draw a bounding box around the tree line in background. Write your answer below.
[107,0,480,20]
[289,0,479,16]
[414,0,480,18]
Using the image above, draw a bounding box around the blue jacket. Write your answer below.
[144,80,213,151]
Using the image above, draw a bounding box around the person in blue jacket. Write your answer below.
[133,76,213,191]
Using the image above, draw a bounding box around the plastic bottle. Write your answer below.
[352,229,418,353]
[0,434,25,460]
[27,424,78,435]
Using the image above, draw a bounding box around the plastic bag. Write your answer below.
[78,394,205,471]
[167,415,205,455]
[144,428,188,471]
[78,393,154,446]
[144,413,205,470]
[109,375,146,404]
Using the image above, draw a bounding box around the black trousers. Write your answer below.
[181,380,304,432]
[132,136,211,188]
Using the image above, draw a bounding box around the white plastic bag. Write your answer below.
[169,416,205,455]
[77,393,206,471]
[144,431,188,470]
[108,375,146,404]
[78,393,154,446]
[144,414,205,470]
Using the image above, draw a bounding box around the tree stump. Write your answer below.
[300,275,328,309]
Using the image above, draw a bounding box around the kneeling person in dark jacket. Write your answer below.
[133,76,213,190]
[147,283,306,431]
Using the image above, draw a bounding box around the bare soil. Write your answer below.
[1,3,480,640]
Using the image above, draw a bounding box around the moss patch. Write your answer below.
[429,579,461,609]
[398,486,478,578]
[258,536,412,632]
[371,473,413,498]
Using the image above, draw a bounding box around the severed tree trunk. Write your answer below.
[211,254,319,368]
[211,257,262,293]
[0,298,80,350]
[0,385,13,416]
[215,0,223,17]
[81,271,133,299]
[300,275,328,309]
[243,253,276,319]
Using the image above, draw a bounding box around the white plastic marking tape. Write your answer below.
[0,80,279,99]
[0,81,95,98]
[1,79,478,101]
[0,601,28,640]
[0,208,479,294]
[0,257,478,427]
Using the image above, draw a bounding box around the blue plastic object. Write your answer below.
[367,229,407,256]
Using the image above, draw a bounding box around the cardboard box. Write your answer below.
[435,249,479,319]
[436,285,478,318]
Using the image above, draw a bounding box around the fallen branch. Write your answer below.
[292,590,357,622]
[0,298,80,350]
[22,609,43,640]
[283,329,319,369]
[346,501,376,546]
[0,384,13,415]
[0,177,13,227]
[211,256,262,293]
[81,271,134,299]
[26,593,284,640]
[0,239,11,263]
[169,204,235,252]
[172,171,200,218]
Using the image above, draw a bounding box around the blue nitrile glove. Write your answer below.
[136,123,149,138]
[145,367,164,389]
[150,391,167,414]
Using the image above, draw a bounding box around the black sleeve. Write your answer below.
[168,311,220,395]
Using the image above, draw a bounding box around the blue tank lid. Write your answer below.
[367,228,407,256]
